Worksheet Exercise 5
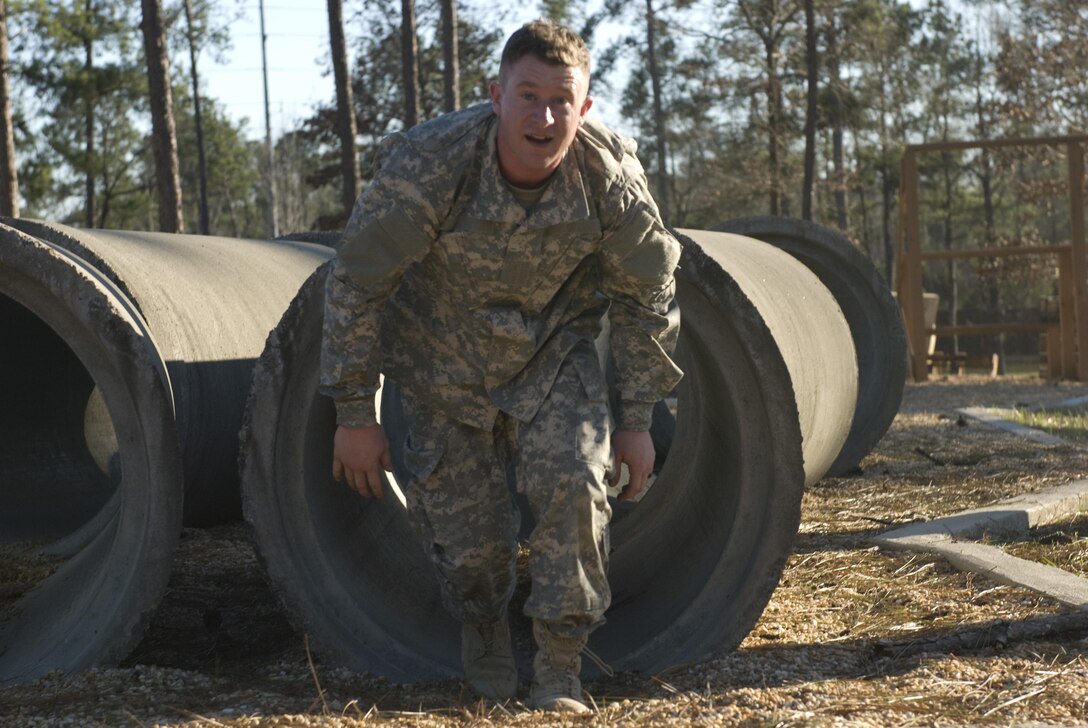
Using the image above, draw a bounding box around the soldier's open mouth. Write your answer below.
[526,134,552,146]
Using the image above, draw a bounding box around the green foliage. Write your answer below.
[12,0,151,226]
[172,84,269,237]
[297,1,505,229]
[1007,406,1088,443]
[0,0,1083,354]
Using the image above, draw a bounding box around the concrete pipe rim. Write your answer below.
[713,215,906,476]
[0,226,183,686]
[241,247,806,680]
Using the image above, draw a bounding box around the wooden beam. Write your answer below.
[930,323,1048,337]
[900,150,927,382]
[919,245,1071,262]
[908,134,1088,154]
[1068,141,1088,380]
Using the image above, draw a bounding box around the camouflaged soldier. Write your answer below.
[320,19,682,713]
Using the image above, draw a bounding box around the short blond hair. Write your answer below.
[499,19,591,85]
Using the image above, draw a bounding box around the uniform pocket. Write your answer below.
[568,351,612,468]
[398,395,452,489]
[401,429,447,488]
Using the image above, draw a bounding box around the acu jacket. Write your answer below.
[320,103,683,433]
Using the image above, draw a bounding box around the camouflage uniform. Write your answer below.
[321,102,682,634]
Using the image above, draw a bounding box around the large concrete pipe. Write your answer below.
[1,218,333,525]
[241,228,859,680]
[0,221,330,686]
[714,216,906,476]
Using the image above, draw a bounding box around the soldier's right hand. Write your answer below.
[332,424,392,499]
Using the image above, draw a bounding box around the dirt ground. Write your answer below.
[3,376,1088,727]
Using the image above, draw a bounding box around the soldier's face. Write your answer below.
[489,55,593,188]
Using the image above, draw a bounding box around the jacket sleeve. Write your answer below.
[597,148,683,432]
[319,134,444,427]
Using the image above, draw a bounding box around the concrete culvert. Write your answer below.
[2,218,334,526]
[713,216,906,476]
[241,228,858,679]
[0,221,332,686]
[0,224,182,687]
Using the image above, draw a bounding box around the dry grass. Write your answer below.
[0,542,64,620]
[3,376,1088,727]
[994,513,1088,579]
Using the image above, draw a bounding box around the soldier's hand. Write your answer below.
[609,429,655,502]
[332,424,392,499]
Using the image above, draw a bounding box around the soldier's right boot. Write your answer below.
[462,616,517,701]
[529,619,591,713]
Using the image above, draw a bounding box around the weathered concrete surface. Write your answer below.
[681,229,859,486]
[715,216,906,476]
[0,224,182,686]
[0,221,331,686]
[959,407,1068,446]
[872,479,1088,609]
[240,229,861,681]
[1,218,333,525]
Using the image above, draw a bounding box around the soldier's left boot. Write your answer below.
[529,619,591,713]
[462,616,517,701]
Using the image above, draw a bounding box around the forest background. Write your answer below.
[0,0,1084,361]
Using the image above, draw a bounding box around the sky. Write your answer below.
[199,2,556,142]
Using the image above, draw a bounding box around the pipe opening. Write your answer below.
[244,250,809,679]
[0,292,122,619]
[300,386,460,672]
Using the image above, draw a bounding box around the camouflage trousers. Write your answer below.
[398,343,613,635]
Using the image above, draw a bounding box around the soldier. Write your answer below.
[320,19,682,713]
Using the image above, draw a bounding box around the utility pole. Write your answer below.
[259,0,279,237]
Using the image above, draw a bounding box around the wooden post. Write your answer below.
[1068,141,1088,380]
[900,150,927,381]
[1058,249,1077,379]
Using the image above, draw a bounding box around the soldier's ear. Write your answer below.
[489,81,503,115]
[579,94,593,121]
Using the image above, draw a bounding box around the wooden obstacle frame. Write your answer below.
[896,135,1088,382]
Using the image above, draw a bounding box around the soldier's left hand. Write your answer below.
[609,429,655,501]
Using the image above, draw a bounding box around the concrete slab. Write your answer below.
[934,541,1088,609]
[876,479,1088,542]
[958,406,1068,446]
[872,479,1088,611]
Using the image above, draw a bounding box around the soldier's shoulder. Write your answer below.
[375,104,490,185]
[577,116,642,185]
[405,103,492,154]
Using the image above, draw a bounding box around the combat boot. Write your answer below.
[529,619,590,713]
[462,617,517,701]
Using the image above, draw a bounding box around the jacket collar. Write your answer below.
[467,117,594,230]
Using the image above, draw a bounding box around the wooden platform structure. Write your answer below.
[896,135,1088,382]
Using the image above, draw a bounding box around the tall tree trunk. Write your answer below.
[0,0,18,217]
[737,0,798,217]
[401,0,420,128]
[440,0,459,113]
[975,46,1003,372]
[766,33,783,216]
[878,54,893,284]
[141,0,184,232]
[258,0,278,237]
[826,10,847,230]
[801,0,816,220]
[327,0,360,221]
[183,0,209,234]
[83,1,95,229]
[645,0,669,223]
